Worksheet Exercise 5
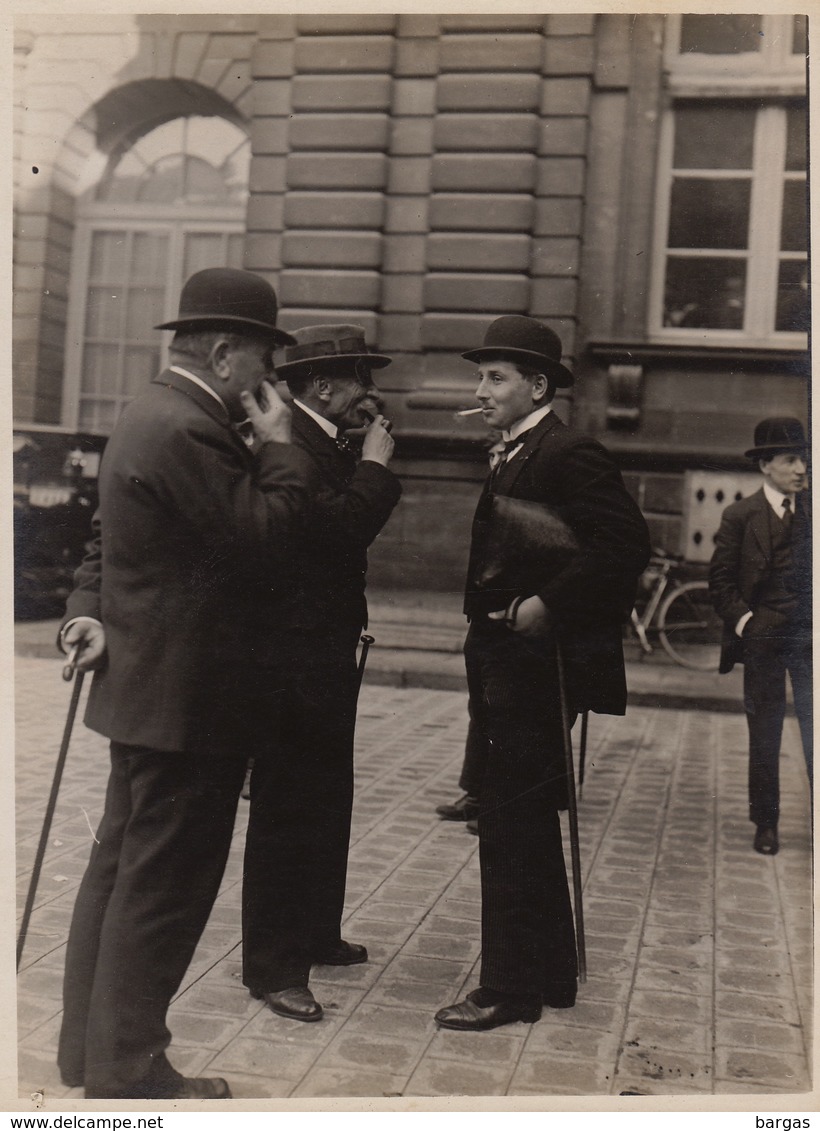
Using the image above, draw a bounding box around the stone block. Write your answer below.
[294,34,395,73]
[436,73,541,112]
[387,157,432,195]
[394,37,439,77]
[390,118,434,156]
[430,193,534,232]
[295,14,396,35]
[291,74,392,112]
[378,313,423,352]
[251,39,294,77]
[545,15,596,35]
[432,153,535,193]
[421,312,493,350]
[530,276,579,318]
[384,196,430,234]
[538,117,589,156]
[396,15,440,36]
[281,230,383,269]
[425,273,528,313]
[439,33,542,72]
[439,15,545,32]
[383,235,427,274]
[284,191,384,229]
[279,268,381,309]
[536,156,586,196]
[288,113,389,151]
[246,194,284,232]
[382,274,424,313]
[252,79,292,115]
[287,152,387,190]
[434,112,539,152]
[280,308,379,341]
[244,232,283,270]
[541,76,592,115]
[428,233,531,272]
[248,155,287,194]
[250,118,289,155]
[392,78,437,117]
[542,35,596,75]
[534,197,583,236]
[531,237,580,276]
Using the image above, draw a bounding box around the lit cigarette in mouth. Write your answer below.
[455,407,484,416]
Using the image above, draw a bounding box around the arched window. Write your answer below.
[64,115,250,433]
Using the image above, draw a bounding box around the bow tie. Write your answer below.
[336,433,358,454]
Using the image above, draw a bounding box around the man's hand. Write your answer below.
[360,414,395,467]
[489,595,553,638]
[62,618,107,671]
[240,381,292,445]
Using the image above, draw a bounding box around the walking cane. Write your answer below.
[578,710,589,800]
[356,634,375,701]
[17,646,85,970]
[555,641,587,983]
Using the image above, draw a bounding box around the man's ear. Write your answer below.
[313,375,332,402]
[209,338,232,380]
[532,373,549,404]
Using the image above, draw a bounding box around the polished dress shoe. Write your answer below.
[313,939,368,966]
[754,825,779,855]
[436,794,479,821]
[251,985,323,1022]
[86,1057,232,1099]
[435,988,541,1031]
[543,981,577,1009]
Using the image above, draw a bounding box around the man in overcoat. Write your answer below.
[56,268,318,1098]
[709,417,812,855]
[435,316,650,1032]
[241,324,402,1022]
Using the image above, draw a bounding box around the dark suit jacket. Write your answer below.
[65,369,318,753]
[709,486,812,673]
[277,406,402,638]
[465,411,651,716]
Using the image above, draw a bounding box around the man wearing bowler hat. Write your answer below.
[434,316,650,1031]
[241,324,401,1022]
[56,268,318,1098]
[710,417,812,856]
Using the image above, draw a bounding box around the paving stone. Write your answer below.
[622,1016,711,1054]
[714,1047,810,1091]
[293,1066,409,1098]
[628,991,711,1024]
[614,1046,713,1091]
[406,1057,512,1096]
[715,991,800,1026]
[715,1017,805,1054]
[427,1028,524,1066]
[510,1054,612,1095]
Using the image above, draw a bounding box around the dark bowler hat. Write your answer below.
[462,315,575,387]
[745,417,808,460]
[156,268,295,345]
[274,324,392,376]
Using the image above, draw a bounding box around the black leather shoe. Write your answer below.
[87,1064,232,1100]
[754,825,779,855]
[313,939,368,966]
[251,986,323,1022]
[436,794,479,821]
[435,989,541,1031]
[543,981,577,1009]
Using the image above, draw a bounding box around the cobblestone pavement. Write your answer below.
[15,655,813,1104]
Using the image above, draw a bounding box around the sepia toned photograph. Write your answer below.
[10,7,813,1111]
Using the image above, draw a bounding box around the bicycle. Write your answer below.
[630,549,723,671]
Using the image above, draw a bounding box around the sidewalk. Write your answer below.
[14,640,813,1105]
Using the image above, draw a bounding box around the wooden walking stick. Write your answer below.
[555,640,587,983]
[355,634,375,700]
[578,710,589,800]
[17,646,85,970]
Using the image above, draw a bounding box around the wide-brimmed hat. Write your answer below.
[156,268,295,345]
[461,315,575,387]
[745,416,808,460]
[274,324,392,377]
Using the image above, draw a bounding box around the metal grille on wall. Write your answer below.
[682,469,761,562]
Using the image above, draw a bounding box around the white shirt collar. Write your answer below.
[762,480,795,516]
[169,365,227,412]
[502,404,552,443]
[293,398,338,439]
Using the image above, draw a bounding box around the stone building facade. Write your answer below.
[13,13,810,590]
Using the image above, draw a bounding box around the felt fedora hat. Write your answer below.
[462,315,575,387]
[745,416,808,459]
[275,324,392,376]
[156,268,295,345]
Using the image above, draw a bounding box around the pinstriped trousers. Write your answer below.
[464,618,577,996]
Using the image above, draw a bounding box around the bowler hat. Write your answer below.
[745,417,808,460]
[274,324,392,377]
[462,315,575,387]
[156,268,295,345]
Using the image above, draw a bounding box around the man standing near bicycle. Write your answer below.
[709,417,812,856]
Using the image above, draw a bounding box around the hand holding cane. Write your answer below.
[555,640,587,983]
[17,645,85,970]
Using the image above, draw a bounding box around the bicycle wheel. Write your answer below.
[658,580,722,671]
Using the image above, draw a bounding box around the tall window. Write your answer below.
[650,14,808,346]
[65,116,250,432]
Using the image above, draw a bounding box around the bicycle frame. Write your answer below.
[630,558,673,655]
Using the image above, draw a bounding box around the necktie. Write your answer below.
[235,420,255,447]
[782,496,794,534]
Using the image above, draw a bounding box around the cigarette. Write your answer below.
[455,407,483,416]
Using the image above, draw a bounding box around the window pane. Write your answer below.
[183,156,231,205]
[673,104,755,170]
[227,233,244,268]
[88,231,129,281]
[79,398,118,434]
[664,258,746,329]
[85,287,124,339]
[668,178,751,249]
[776,261,809,332]
[785,104,807,171]
[679,15,762,55]
[780,181,807,252]
[122,346,160,396]
[82,345,120,397]
[792,15,808,55]
[131,233,168,282]
[138,155,185,204]
[125,286,165,338]
[183,232,227,278]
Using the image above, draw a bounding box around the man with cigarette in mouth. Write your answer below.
[242,324,402,1022]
